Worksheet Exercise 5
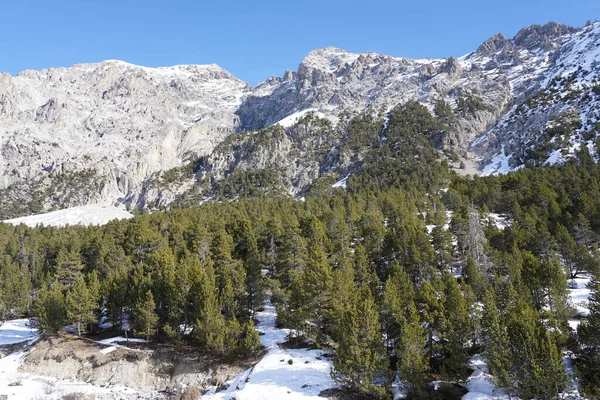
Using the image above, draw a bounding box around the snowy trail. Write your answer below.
[203,297,337,399]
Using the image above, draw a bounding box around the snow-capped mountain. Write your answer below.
[0,21,598,217]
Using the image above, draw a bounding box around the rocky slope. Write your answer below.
[472,21,600,173]
[0,21,599,217]
[0,61,250,216]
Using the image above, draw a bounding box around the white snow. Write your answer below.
[482,146,512,176]
[462,355,508,400]
[275,108,339,128]
[276,109,317,127]
[488,213,510,230]
[3,202,133,227]
[203,297,337,399]
[97,336,148,346]
[545,22,600,85]
[332,174,350,189]
[545,149,567,166]
[0,320,156,399]
[0,319,38,345]
[0,349,155,399]
[569,276,592,318]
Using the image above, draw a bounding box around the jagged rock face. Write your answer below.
[236,23,586,158]
[474,22,600,173]
[0,61,251,207]
[0,21,598,216]
[238,46,512,153]
[513,22,577,51]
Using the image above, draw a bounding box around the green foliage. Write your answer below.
[332,286,388,398]
[66,275,94,335]
[1,124,600,397]
[215,167,284,199]
[456,94,492,115]
[35,281,66,333]
[576,280,600,398]
[133,290,159,342]
[397,301,429,397]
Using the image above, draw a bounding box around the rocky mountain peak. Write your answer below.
[513,22,578,51]
[476,33,510,56]
[301,47,359,73]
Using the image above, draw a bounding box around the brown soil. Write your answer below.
[20,332,260,393]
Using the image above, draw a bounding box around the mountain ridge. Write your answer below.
[0,20,598,218]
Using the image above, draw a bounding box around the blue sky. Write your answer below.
[1,1,597,84]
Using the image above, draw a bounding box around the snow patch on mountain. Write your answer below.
[3,202,133,227]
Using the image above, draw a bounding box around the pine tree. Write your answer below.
[576,279,600,398]
[193,260,228,354]
[0,257,32,316]
[147,247,179,324]
[66,275,94,336]
[440,273,472,378]
[328,258,358,343]
[481,289,511,391]
[332,286,388,398]
[418,278,445,369]
[502,299,567,399]
[397,301,428,397]
[545,256,571,343]
[381,261,414,350]
[236,319,261,358]
[133,290,159,342]
[232,218,264,314]
[35,280,66,333]
[298,239,333,339]
[55,247,84,287]
[463,254,485,298]
[103,266,129,330]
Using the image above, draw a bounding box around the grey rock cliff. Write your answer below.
[1,21,599,216]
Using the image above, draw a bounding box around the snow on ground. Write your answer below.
[487,213,510,230]
[0,319,38,345]
[332,174,350,189]
[203,297,337,399]
[462,355,508,400]
[3,202,133,228]
[275,108,339,128]
[0,349,154,399]
[461,274,592,400]
[0,320,156,399]
[482,146,512,176]
[97,336,148,346]
[568,275,592,333]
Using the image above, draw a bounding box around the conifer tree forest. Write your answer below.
[1,102,600,399]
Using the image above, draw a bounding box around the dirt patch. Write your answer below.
[452,158,482,177]
[20,332,258,393]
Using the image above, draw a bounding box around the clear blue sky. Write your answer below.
[1,0,597,84]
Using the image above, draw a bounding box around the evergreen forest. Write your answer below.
[1,103,600,399]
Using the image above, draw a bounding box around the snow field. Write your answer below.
[3,202,133,228]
